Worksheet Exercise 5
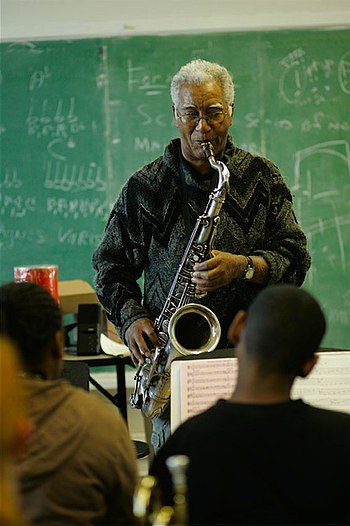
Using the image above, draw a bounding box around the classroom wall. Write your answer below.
[1,0,350,41]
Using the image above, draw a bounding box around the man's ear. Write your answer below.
[171,104,180,128]
[299,354,319,378]
[227,310,246,347]
[172,105,179,128]
[227,103,234,126]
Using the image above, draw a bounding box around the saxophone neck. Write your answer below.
[200,141,219,173]
[200,141,216,163]
[201,141,230,191]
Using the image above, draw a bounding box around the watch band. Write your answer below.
[244,256,255,281]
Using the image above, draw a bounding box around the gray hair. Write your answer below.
[170,59,235,109]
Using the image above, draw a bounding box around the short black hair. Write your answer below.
[0,281,62,369]
[243,284,326,375]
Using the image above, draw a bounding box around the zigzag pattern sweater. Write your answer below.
[92,136,311,345]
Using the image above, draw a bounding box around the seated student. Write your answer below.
[0,281,139,526]
[0,335,31,526]
[150,284,350,525]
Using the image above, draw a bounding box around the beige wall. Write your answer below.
[1,0,350,41]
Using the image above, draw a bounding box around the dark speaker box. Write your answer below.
[77,303,101,356]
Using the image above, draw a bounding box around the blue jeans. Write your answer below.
[151,404,171,455]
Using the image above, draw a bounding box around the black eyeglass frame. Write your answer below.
[175,107,231,127]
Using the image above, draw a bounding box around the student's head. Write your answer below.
[0,281,63,377]
[228,284,326,376]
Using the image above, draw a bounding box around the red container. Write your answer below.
[14,265,59,303]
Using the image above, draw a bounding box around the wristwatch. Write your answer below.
[244,256,255,281]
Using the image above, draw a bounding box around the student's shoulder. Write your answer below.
[303,402,350,429]
[170,401,227,442]
[63,385,138,477]
[70,386,136,449]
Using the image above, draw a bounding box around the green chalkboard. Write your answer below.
[0,38,108,281]
[1,28,349,348]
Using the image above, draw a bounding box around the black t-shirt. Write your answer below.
[150,399,350,525]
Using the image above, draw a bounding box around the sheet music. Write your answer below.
[171,351,350,433]
[171,358,238,431]
[291,351,350,413]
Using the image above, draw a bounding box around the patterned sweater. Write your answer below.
[92,136,311,345]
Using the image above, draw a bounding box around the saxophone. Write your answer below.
[129,142,230,419]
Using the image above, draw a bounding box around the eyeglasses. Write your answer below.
[176,108,229,127]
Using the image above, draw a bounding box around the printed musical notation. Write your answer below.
[292,351,350,413]
[171,351,350,433]
[171,358,239,432]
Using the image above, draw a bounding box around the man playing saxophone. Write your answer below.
[92,59,311,454]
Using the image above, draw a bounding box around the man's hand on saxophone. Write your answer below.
[192,251,270,292]
[125,317,160,366]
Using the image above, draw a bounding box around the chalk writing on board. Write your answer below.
[244,113,293,131]
[292,140,350,292]
[279,47,349,105]
[301,112,350,133]
[127,59,169,95]
[293,139,350,213]
[243,111,350,133]
[26,98,84,141]
[46,196,110,220]
[44,160,106,192]
[57,228,102,247]
[134,137,167,153]
[0,168,22,189]
[137,104,168,127]
[0,226,102,250]
[29,67,51,91]
[6,41,43,55]
[0,194,36,217]
[47,138,78,161]
[0,225,46,248]
[338,51,350,94]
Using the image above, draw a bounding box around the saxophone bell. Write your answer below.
[131,303,221,419]
[168,303,220,358]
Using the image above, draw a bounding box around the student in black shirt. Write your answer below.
[150,284,350,525]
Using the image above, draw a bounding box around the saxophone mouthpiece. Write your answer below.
[200,141,215,160]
